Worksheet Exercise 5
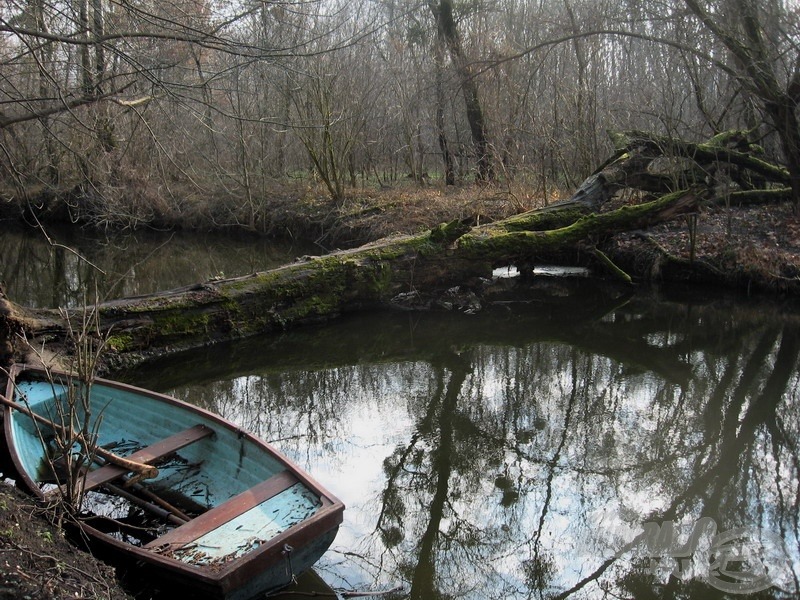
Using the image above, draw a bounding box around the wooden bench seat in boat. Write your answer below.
[143,469,300,553]
[83,424,215,491]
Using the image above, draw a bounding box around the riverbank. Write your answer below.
[612,200,800,294]
[6,181,800,294]
[0,481,134,599]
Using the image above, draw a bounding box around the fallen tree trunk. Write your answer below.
[0,130,790,371]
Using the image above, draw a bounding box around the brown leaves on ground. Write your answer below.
[641,202,800,287]
[264,181,558,249]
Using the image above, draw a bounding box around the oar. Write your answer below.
[0,394,158,480]
[88,451,193,523]
[104,481,188,526]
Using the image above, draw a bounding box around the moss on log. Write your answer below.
[0,130,790,370]
[457,189,702,260]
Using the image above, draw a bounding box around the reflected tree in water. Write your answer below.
[363,305,799,599]
[133,295,800,599]
[0,226,308,308]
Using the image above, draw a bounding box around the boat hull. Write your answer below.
[1,364,344,600]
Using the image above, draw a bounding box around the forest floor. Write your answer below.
[2,183,800,599]
[0,482,134,600]
[612,200,800,293]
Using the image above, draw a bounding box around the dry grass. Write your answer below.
[283,180,563,248]
[6,175,565,245]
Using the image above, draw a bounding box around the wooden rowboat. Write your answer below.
[1,363,344,600]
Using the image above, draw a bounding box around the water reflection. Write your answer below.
[123,289,800,599]
[0,222,315,307]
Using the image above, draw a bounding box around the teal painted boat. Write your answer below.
[1,364,344,600]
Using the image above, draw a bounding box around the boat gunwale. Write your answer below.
[1,363,345,591]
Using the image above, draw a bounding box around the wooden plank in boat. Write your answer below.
[83,424,214,491]
[168,483,321,565]
[144,469,299,552]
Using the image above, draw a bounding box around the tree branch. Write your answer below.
[0,84,134,129]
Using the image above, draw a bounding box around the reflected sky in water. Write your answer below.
[3,222,798,598]
[128,295,800,600]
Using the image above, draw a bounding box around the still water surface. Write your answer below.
[2,223,799,598]
[0,222,316,307]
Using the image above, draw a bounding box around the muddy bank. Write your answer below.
[0,482,134,600]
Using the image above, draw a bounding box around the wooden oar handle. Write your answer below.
[90,445,159,480]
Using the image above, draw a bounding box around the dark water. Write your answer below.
[2,223,799,598]
[0,221,316,307]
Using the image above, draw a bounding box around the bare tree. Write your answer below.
[683,0,800,210]
[1,0,798,228]
[428,0,494,183]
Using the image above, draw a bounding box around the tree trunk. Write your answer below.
[683,0,800,210]
[0,130,790,371]
[428,0,494,183]
[433,23,455,186]
[769,100,800,210]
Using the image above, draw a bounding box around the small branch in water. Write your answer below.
[339,586,404,598]
[590,247,632,284]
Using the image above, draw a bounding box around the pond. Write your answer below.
[2,222,799,599]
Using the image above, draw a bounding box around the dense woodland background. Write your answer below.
[1,0,799,231]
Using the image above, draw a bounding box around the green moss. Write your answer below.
[366,262,394,295]
[608,131,631,151]
[37,530,54,543]
[218,296,241,315]
[154,312,211,336]
[500,206,590,233]
[429,219,471,243]
[457,188,698,258]
[705,129,742,147]
[107,334,134,352]
[220,270,286,294]
[97,232,432,348]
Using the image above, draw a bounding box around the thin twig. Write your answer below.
[7,539,112,588]
[29,214,107,276]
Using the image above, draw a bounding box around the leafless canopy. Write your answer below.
[0,0,797,222]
